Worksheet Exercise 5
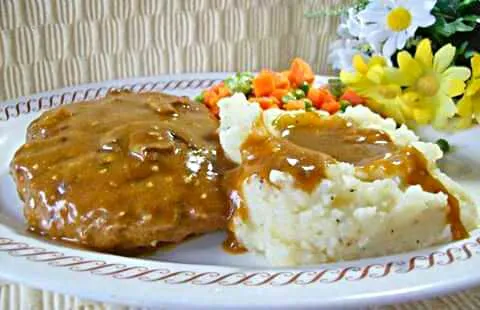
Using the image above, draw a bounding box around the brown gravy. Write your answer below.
[225,112,467,245]
[222,230,248,254]
[11,90,235,252]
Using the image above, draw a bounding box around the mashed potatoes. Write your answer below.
[218,93,478,266]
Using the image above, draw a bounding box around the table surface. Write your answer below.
[1,0,479,308]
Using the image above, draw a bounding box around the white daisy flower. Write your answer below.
[338,8,363,39]
[328,39,369,72]
[328,8,370,71]
[358,0,437,58]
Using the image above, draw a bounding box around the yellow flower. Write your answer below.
[340,55,388,86]
[396,39,471,128]
[457,54,480,128]
[340,55,407,123]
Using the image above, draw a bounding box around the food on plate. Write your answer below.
[218,93,478,266]
[196,58,365,117]
[8,57,478,265]
[10,91,233,252]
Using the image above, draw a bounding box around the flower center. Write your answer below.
[386,7,412,32]
[416,74,439,97]
[402,91,421,107]
[379,84,401,99]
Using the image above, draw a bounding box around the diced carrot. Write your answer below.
[210,82,224,93]
[284,100,306,110]
[288,58,315,87]
[274,72,290,89]
[270,96,280,105]
[216,86,231,98]
[340,89,365,105]
[203,91,219,107]
[307,87,335,108]
[253,70,276,97]
[322,100,340,114]
[209,104,219,116]
[250,97,280,110]
[271,88,289,101]
[307,88,321,107]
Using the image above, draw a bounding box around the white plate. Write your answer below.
[1,73,480,309]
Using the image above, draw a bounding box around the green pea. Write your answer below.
[294,89,306,99]
[339,100,350,112]
[225,72,254,94]
[299,82,310,95]
[436,138,450,153]
[328,78,345,98]
[281,93,296,104]
[304,99,313,111]
[194,92,204,103]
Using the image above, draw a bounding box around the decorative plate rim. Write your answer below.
[1,233,480,287]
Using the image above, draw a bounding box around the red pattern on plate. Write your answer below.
[0,237,479,286]
[1,78,479,286]
[0,78,220,121]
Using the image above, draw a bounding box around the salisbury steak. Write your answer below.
[11,90,232,252]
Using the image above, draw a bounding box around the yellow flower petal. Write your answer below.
[442,66,471,81]
[400,100,414,120]
[432,94,456,128]
[466,80,480,96]
[457,94,473,117]
[353,55,368,74]
[340,70,359,84]
[388,97,407,124]
[385,67,410,86]
[369,56,387,67]
[471,54,480,79]
[366,65,384,84]
[446,79,466,97]
[397,51,423,85]
[473,94,480,123]
[402,91,422,108]
[413,107,433,124]
[433,44,455,73]
[415,39,433,69]
[455,117,473,129]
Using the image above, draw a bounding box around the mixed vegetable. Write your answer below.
[195,58,366,117]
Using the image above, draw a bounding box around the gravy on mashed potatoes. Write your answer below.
[219,93,476,265]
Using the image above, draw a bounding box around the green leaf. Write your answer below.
[465,50,476,58]
[304,0,369,18]
[454,41,470,62]
[427,16,476,39]
[434,0,460,19]
[459,0,480,14]
[462,15,480,23]
[430,17,457,37]
[452,19,475,32]
[457,41,469,55]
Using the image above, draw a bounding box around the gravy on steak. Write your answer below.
[11,90,234,252]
